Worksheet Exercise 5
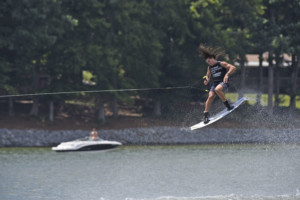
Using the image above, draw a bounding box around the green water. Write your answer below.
[1,145,300,200]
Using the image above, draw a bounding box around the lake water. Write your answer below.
[1,144,300,200]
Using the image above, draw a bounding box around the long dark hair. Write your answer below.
[198,44,225,59]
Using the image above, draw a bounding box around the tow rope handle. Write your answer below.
[203,76,209,92]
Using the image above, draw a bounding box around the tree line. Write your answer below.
[0,0,299,122]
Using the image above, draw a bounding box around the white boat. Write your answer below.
[52,137,122,152]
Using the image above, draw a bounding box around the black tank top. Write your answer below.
[209,61,227,82]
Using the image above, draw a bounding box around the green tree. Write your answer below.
[0,0,75,117]
[250,9,269,106]
[144,0,196,115]
[44,0,107,121]
[276,0,300,115]
[220,0,264,98]
[98,0,163,119]
[259,0,299,115]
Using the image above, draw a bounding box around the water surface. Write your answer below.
[1,144,300,200]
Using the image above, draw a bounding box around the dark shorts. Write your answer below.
[210,82,229,92]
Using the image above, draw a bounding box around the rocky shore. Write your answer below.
[1,127,300,147]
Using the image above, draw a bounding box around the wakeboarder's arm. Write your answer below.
[220,62,236,83]
[204,66,211,85]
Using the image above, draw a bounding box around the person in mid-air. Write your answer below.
[198,44,236,124]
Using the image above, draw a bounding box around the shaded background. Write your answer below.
[0,0,299,129]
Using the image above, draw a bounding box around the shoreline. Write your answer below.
[1,127,300,147]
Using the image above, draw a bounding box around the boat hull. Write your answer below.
[52,138,122,152]
[52,144,121,152]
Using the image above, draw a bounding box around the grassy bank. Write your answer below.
[227,93,300,108]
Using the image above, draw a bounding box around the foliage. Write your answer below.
[0,0,299,120]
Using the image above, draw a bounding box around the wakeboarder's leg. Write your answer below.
[215,84,234,111]
[203,91,216,123]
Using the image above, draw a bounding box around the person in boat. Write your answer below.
[198,44,236,124]
[90,128,99,140]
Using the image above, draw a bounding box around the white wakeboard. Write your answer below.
[190,97,248,130]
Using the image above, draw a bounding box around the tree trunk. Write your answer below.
[97,101,106,124]
[256,53,263,106]
[29,97,39,116]
[29,63,40,117]
[274,53,281,108]
[49,100,54,121]
[111,63,118,119]
[238,54,246,99]
[268,51,274,116]
[289,55,299,116]
[112,97,118,118]
[8,97,14,116]
[267,5,276,116]
[153,100,161,116]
